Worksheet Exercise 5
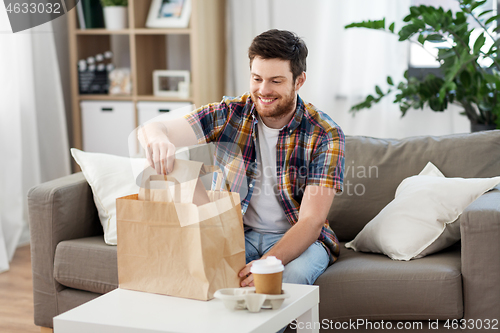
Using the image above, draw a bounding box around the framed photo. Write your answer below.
[153,70,190,98]
[146,0,191,28]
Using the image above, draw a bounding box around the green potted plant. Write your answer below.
[345,0,500,131]
[101,0,129,30]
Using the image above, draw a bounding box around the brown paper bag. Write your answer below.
[116,160,245,300]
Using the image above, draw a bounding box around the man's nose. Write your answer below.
[259,81,273,96]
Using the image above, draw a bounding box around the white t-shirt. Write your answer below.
[243,117,291,233]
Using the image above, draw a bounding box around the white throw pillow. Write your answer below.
[345,162,500,260]
[71,148,190,245]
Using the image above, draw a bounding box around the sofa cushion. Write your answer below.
[345,162,500,260]
[54,236,118,294]
[315,243,462,321]
[329,130,500,241]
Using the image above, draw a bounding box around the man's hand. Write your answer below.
[137,117,199,175]
[138,122,176,175]
[238,260,256,287]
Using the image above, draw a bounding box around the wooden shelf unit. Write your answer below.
[67,0,226,152]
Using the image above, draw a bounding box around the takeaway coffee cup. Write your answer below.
[250,256,284,295]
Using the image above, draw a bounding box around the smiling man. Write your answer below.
[139,29,345,287]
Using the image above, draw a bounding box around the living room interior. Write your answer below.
[1,0,499,332]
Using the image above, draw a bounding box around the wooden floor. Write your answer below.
[0,245,40,333]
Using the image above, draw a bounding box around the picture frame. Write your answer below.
[146,0,191,28]
[153,70,190,98]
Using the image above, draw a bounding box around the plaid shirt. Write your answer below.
[185,93,345,264]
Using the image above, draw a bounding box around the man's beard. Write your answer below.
[252,88,296,121]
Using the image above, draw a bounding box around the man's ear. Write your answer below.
[295,72,306,91]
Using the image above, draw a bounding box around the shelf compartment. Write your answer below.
[79,95,133,101]
[133,0,152,29]
[136,95,194,103]
[134,28,191,35]
[76,35,112,61]
[81,100,135,157]
[134,35,167,96]
[76,29,131,35]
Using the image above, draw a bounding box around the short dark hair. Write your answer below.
[248,29,308,82]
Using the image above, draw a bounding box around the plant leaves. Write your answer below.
[460,71,472,88]
[403,14,413,23]
[455,11,467,25]
[345,1,500,123]
[478,9,493,17]
[398,23,422,41]
[470,0,487,12]
[448,22,469,34]
[426,33,446,42]
[410,6,421,16]
[418,34,425,44]
[486,41,498,56]
[485,14,500,26]
[345,19,385,30]
[473,33,486,54]
[389,22,395,33]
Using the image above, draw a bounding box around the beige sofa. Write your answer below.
[28,130,500,331]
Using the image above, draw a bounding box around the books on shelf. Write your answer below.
[76,1,86,29]
[76,0,105,29]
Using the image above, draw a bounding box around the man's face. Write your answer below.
[250,57,300,122]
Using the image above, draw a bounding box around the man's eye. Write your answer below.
[273,81,281,84]
[253,78,262,82]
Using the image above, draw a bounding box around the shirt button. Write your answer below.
[249,184,253,188]
[289,130,293,134]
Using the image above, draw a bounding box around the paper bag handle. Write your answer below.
[199,165,228,190]
[142,175,181,202]
[138,160,233,205]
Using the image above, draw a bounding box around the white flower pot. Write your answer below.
[103,6,128,30]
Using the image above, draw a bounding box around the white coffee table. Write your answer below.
[54,283,319,333]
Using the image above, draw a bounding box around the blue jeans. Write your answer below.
[244,228,329,285]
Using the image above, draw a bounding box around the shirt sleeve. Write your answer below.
[183,101,229,144]
[307,126,345,193]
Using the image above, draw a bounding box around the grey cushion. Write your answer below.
[54,236,118,294]
[315,243,462,321]
[329,130,500,241]
[28,172,102,328]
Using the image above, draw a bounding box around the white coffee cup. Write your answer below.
[250,256,284,294]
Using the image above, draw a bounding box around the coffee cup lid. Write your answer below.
[250,256,284,274]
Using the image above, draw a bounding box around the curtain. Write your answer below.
[0,7,70,273]
[226,0,470,139]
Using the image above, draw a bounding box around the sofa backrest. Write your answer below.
[328,130,500,242]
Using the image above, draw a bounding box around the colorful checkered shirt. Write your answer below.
[184,93,345,264]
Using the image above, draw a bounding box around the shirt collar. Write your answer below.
[248,94,305,132]
[288,95,305,132]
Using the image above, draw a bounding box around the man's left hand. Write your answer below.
[238,261,256,287]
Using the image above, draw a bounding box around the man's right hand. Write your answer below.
[138,122,176,175]
[137,117,200,175]
[147,136,177,175]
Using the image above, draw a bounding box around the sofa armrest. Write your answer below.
[460,187,500,322]
[27,172,102,327]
